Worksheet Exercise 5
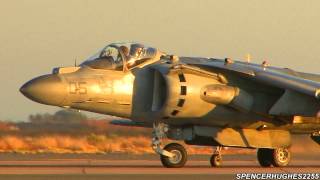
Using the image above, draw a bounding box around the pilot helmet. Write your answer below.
[129,43,144,58]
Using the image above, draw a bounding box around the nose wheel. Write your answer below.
[257,148,291,167]
[151,122,188,168]
[160,143,187,168]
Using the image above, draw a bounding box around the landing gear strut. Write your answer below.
[152,122,187,168]
[257,148,291,167]
[210,146,223,167]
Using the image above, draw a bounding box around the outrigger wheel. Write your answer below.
[210,154,222,167]
[160,143,187,168]
[257,148,291,167]
[210,146,223,167]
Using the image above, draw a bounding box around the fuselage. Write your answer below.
[20,56,320,133]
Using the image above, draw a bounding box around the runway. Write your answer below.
[0,154,318,180]
[0,159,318,174]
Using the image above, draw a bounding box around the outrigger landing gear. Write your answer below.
[257,148,291,167]
[152,122,187,168]
[210,146,223,167]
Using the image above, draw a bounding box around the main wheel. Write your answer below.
[257,148,291,167]
[257,148,273,167]
[210,154,222,167]
[160,143,187,168]
[272,148,291,167]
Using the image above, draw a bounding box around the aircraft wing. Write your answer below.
[254,70,320,98]
[180,57,320,116]
[182,57,320,99]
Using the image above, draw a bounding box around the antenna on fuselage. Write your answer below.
[74,57,77,67]
[245,53,251,63]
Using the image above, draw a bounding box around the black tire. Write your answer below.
[160,143,187,168]
[257,148,273,167]
[271,148,291,167]
[210,154,222,167]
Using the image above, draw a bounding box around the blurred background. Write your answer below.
[1,0,320,121]
[0,0,319,155]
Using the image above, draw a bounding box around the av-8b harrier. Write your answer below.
[20,42,320,168]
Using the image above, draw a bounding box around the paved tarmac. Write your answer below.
[0,154,317,180]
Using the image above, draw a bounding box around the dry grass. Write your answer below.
[0,134,316,155]
[0,134,211,154]
[0,120,317,155]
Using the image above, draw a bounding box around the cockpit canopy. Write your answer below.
[81,42,159,71]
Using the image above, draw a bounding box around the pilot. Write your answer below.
[119,45,129,58]
[126,44,144,69]
[114,46,129,71]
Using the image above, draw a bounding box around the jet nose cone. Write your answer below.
[19,83,28,96]
[20,75,67,106]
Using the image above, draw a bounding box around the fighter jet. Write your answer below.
[20,42,320,168]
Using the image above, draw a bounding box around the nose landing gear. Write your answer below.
[160,143,187,168]
[151,122,188,168]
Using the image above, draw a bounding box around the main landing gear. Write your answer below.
[257,148,291,167]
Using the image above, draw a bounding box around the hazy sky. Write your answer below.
[0,0,320,121]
